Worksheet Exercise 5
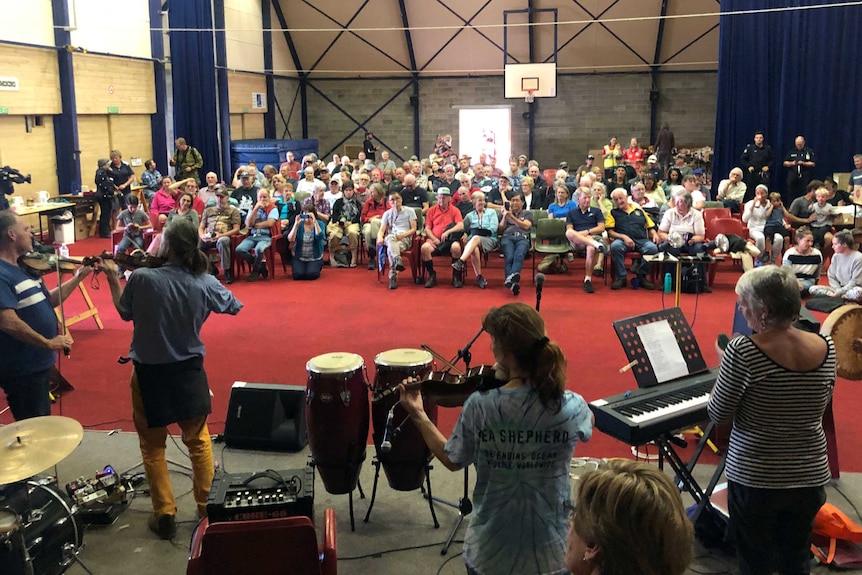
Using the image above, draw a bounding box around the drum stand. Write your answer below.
[423,328,483,555]
[363,459,439,529]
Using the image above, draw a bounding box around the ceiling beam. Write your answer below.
[271,0,304,74]
[649,0,669,143]
[570,0,650,66]
[421,0,497,71]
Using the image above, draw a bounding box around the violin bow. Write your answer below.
[421,343,464,375]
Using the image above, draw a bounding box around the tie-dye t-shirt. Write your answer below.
[445,387,592,575]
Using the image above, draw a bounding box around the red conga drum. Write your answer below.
[306,352,369,494]
[372,348,437,491]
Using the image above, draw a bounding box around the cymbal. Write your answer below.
[0,416,84,484]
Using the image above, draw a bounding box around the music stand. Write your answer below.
[612,307,718,511]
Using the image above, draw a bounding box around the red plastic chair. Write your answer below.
[187,508,337,575]
[542,168,558,186]
[702,207,731,238]
[706,217,750,285]
[234,220,285,280]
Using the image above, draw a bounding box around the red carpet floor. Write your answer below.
[11,236,861,472]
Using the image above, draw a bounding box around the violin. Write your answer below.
[19,250,167,276]
[406,365,504,408]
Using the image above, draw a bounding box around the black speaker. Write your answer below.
[224,382,307,452]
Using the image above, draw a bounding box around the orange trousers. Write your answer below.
[130,371,214,518]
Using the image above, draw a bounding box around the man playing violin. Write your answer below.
[0,210,94,420]
[101,218,242,540]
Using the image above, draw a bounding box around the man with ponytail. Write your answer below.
[101,218,243,540]
[399,303,593,575]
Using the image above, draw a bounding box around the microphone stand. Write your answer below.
[430,325,484,555]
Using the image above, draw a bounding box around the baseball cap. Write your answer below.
[586,154,595,160]
[648,154,658,163]
[559,162,568,169]
[215,187,229,197]
[693,168,704,175]
[436,187,451,196]
[98,158,110,168]
[239,171,251,178]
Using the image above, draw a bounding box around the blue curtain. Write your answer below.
[168,2,222,179]
[714,0,862,200]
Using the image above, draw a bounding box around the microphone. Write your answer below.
[380,406,396,452]
[535,273,545,312]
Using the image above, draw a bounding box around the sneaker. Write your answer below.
[148,514,177,540]
[394,256,406,272]
[595,242,605,254]
[246,271,260,282]
[583,279,594,293]
[260,265,268,280]
[389,276,397,290]
[567,253,574,262]
[611,278,626,290]
[511,272,520,285]
[452,259,466,273]
[453,274,464,288]
[477,275,487,289]
[512,282,521,296]
[224,271,234,285]
[640,277,656,291]
[367,257,376,270]
[593,266,604,278]
[424,272,437,288]
[504,274,514,289]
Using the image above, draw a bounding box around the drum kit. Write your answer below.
[0,416,85,575]
[305,332,502,533]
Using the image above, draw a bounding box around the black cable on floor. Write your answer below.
[339,539,463,561]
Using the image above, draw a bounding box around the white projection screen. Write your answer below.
[458,108,511,166]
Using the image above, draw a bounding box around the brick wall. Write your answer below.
[273,72,717,168]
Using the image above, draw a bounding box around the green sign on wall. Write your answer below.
[107,107,119,114]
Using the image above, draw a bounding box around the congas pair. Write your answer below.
[372,348,438,491]
[306,352,370,495]
[0,481,82,575]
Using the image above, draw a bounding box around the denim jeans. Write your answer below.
[501,234,530,278]
[610,237,658,279]
[236,233,272,270]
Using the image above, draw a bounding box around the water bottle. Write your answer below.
[59,243,69,258]
[664,272,672,293]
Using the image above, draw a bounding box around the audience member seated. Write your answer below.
[716,167,747,213]
[520,176,541,210]
[787,180,820,230]
[823,176,851,206]
[629,182,659,220]
[303,183,332,226]
[498,193,533,296]
[295,166,323,197]
[400,174,428,214]
[421,187,464,288]
[526,164,549,207]
[323,179,342,210]
[377,191,417,290]
[782,228,822,295]
[147,192,200,256]
[673,154,693,177]
[150,177,177,227]
[287,204,325,281]
[174,178,205,215]
[642,174,666,210]
[454,185,474,218]
[547,183,576,219]
[114,196,152,258]
[809,187,836,252]
[809,230,862,301]
[681,175,706,211]
[199,172,220,206]
[658,188,706,256]
[606,188,659,290]
[328,181,361,267]
[235,189,279,282]
[231,170,260,220]
[361,183,390,270]
[199,187,241,285]
[742,184,771,263]
[762,192,794,264]
[605,166,630,196]
[661,167,683,196]
[452,191,499,289]
[140,160,162,200]
[564,459,693,575]
[505,157,523,189]
[565,187,606,294]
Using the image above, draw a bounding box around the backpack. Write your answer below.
[811,503,862,568]
[681,263,706,294]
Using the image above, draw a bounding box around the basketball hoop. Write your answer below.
[524,90,535,103]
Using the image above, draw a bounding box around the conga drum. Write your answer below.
[372,348,437,491]
[306,352,369,495]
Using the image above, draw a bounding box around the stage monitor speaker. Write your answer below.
[224,382,307,452]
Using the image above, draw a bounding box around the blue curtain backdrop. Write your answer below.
[168,2,222,179]
[714,0,862,200]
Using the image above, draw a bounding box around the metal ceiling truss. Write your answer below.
[544,0,619,64]
[568,0,650,67]
[662,23,719,64]
[421,0,500,72]
[301,0,410,73]
[308,80,413,161]
[271,0,308,136]
[649,0,669,142]
[398,0,420,155]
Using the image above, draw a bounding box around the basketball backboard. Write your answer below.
[504,63,557,100]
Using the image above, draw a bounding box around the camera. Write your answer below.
[339,217,348,226]
[301,213,309,220]
[504,201,510,210]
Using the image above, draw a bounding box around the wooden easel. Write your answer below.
[55,283,103,335]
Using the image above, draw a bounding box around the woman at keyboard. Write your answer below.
[709,266,835,575]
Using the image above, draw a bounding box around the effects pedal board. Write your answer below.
[206,466,314,523]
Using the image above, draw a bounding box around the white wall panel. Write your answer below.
[70,0,151,59]
[225,0,264,72]
[270,3,296,76]
[0,0,54,46]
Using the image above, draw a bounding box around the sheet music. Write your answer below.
[636,320,689,383]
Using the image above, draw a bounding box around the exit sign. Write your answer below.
[0,106,8,114]
[107,106,119,114]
